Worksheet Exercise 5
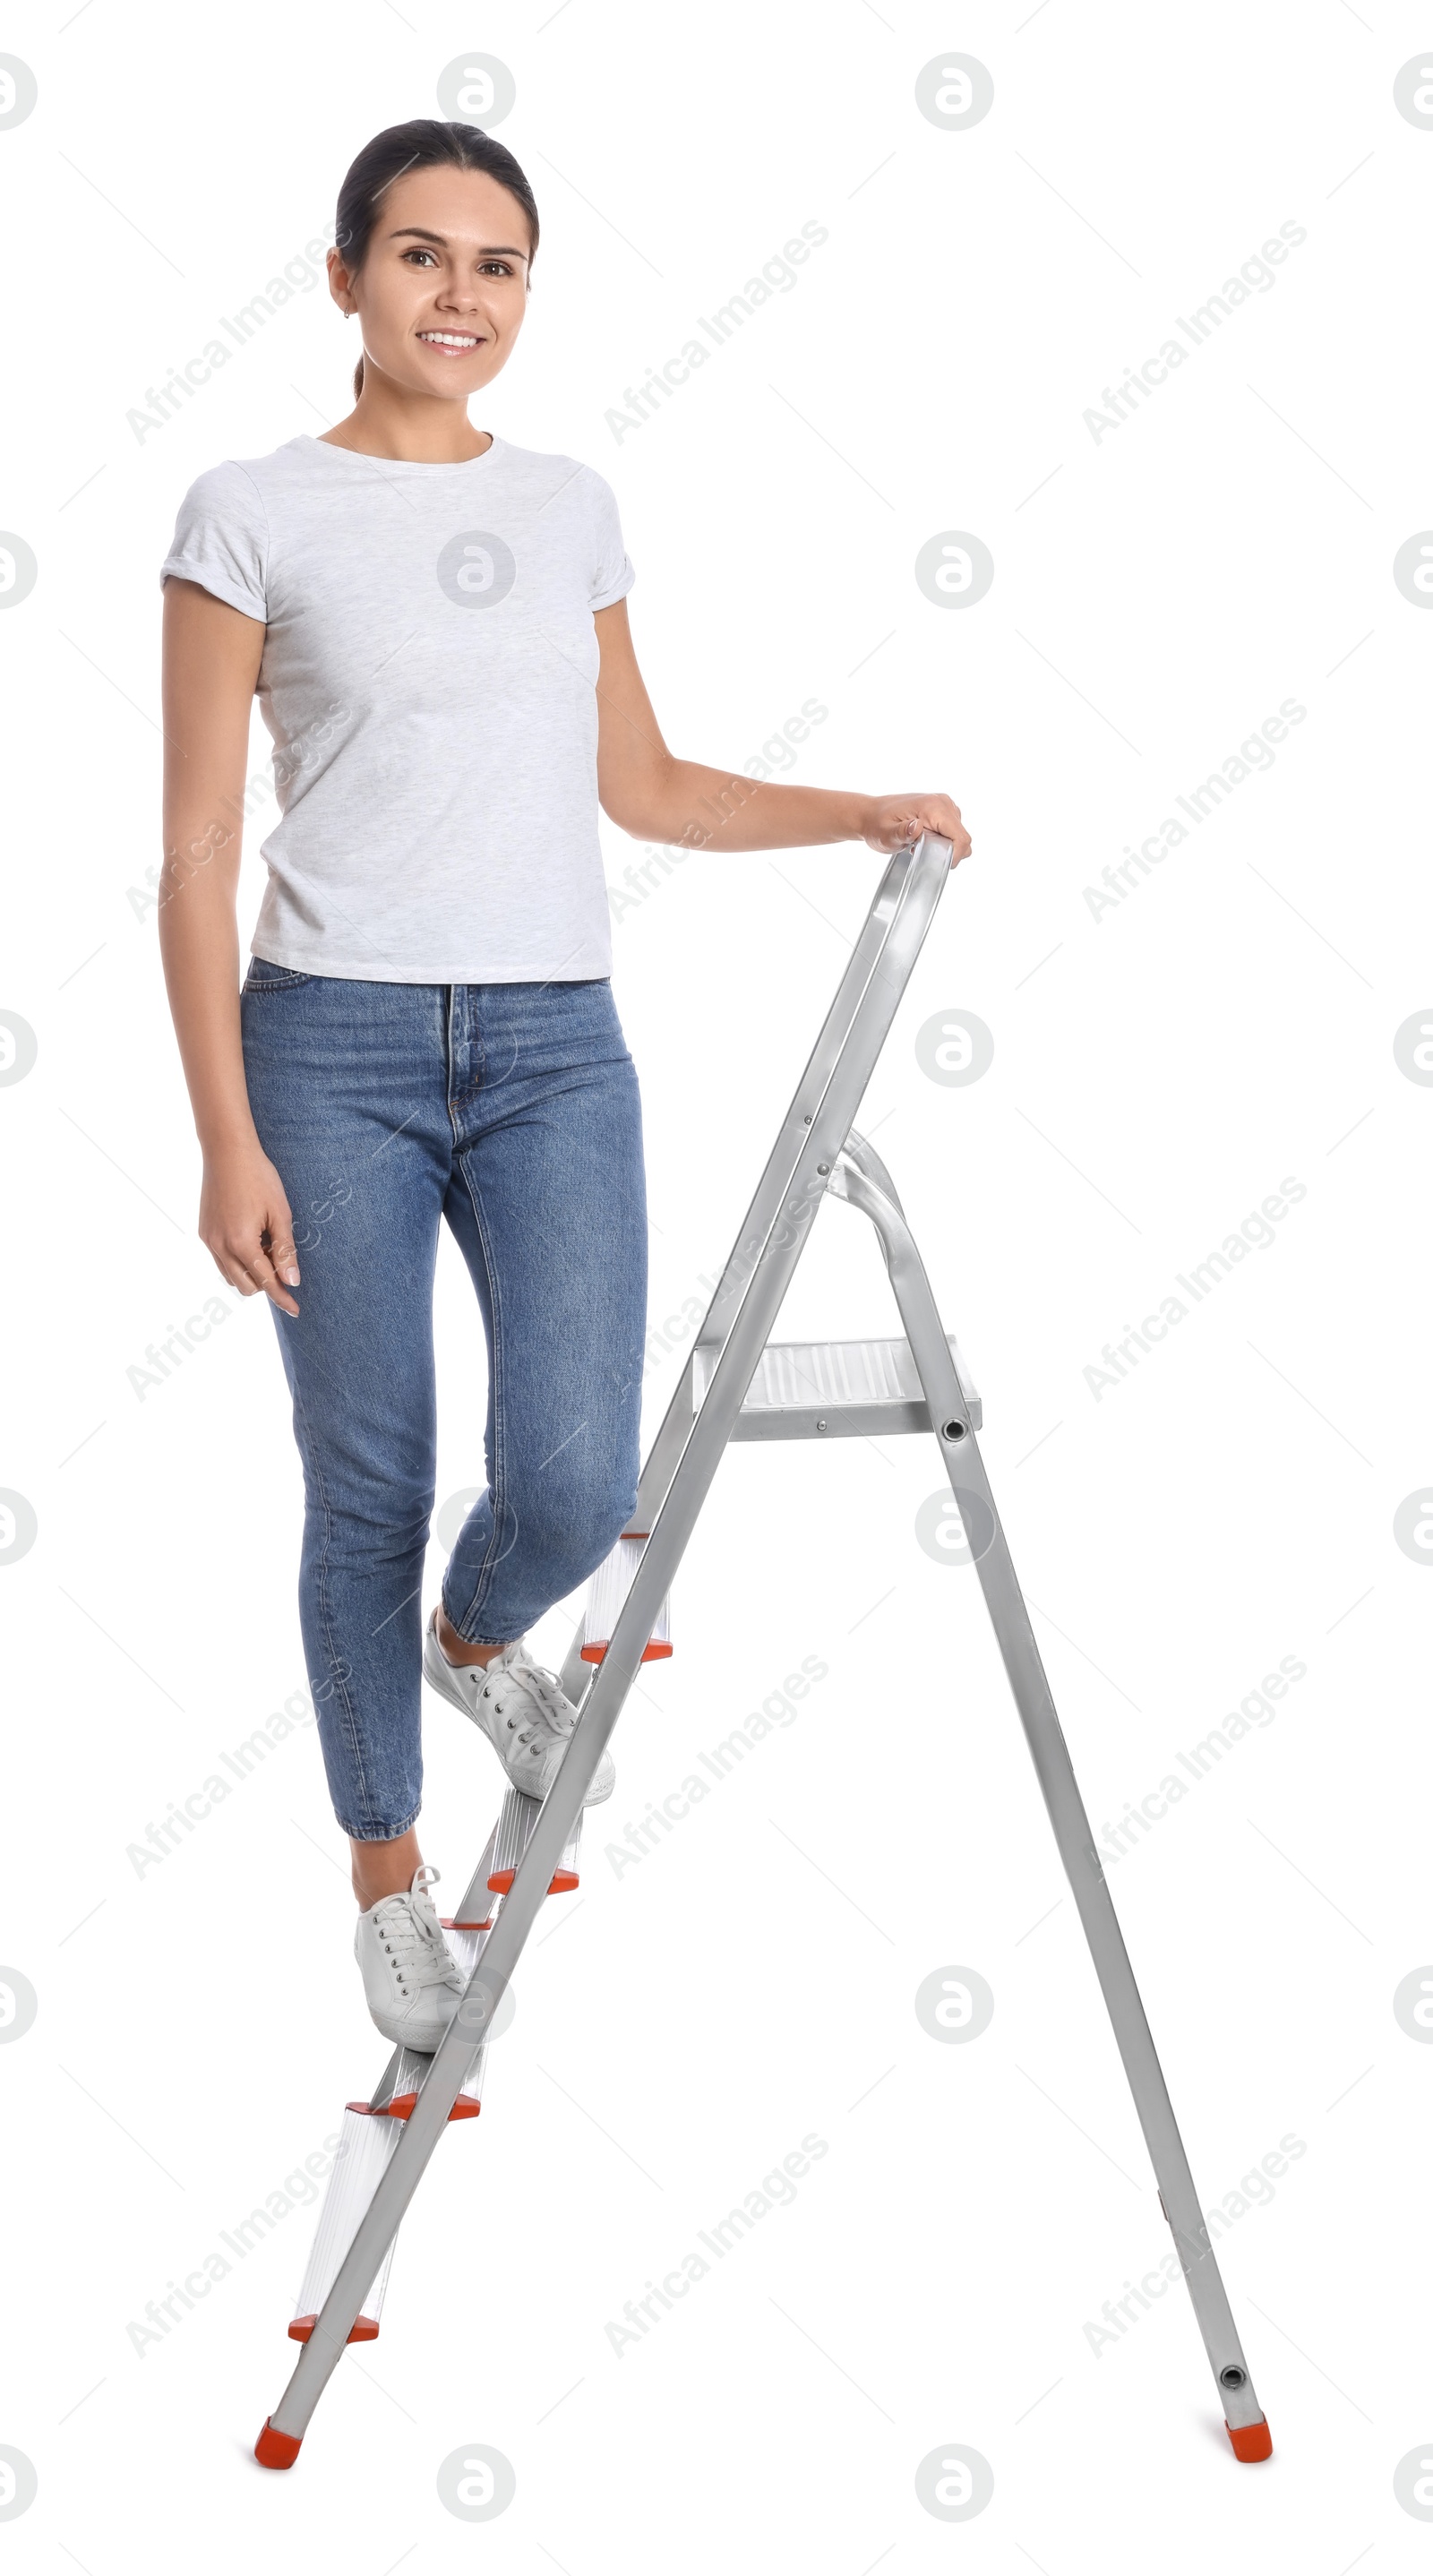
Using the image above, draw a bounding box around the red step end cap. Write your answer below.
[254,2418,303,2469]
[376,2091,482,2122]
[287,2311,381,2343]
[1226,2418,1273,2463]
[579,1640,674,1662]
[487,1867,579,1894]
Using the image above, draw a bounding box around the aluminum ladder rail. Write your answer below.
[254,830,1271,2467]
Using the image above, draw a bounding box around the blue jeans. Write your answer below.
[239,959,648,1841]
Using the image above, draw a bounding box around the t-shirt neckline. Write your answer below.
[295,431,505,475]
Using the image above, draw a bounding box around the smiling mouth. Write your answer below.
[417,330,485,353]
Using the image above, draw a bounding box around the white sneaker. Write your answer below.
[422,1610,616,1806]
[355,1862,466,2050]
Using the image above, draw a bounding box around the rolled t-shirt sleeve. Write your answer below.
[159,459,269,622]
[585,468,636,611]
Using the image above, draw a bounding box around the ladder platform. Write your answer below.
[692,1333,982,1440]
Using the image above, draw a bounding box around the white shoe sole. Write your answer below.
[365,1991,462,2051]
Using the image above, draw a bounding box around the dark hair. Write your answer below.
[334,119,539,399]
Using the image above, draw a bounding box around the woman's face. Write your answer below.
[329,162,532,400]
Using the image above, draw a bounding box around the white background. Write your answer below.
[1,1,1429,2566]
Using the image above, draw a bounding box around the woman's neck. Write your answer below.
[319,385,492,463]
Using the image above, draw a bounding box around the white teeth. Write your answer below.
[421,332,479,348]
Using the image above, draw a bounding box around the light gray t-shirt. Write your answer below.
[159,432,635,982]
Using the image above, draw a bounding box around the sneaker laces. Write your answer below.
[511,1652,577,1737]
[370,1864,462,1989]
[487,1648,576,1745]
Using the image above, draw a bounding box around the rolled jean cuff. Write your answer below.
[339,1803,423,1844]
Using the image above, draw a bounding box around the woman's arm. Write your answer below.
[159,578,301,1316]
[594,598,972,863]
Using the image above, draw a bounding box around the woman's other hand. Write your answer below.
[199,1146,302,1317]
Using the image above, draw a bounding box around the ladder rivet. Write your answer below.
[1220,2366,1246,2390]
[815,1418,828,1432]
[942,1420,966,1440]
[817,1162,829,1174]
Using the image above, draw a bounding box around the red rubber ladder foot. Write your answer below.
[1226,2418,1273,2463]
[254,2418,303,2470]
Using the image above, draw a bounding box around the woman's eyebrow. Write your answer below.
[386,225,528,261]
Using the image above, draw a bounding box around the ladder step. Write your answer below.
[692,1332,983,1440]
[581,1531,672,1662]
[486,1784,583,1894]
[288,2106,403,2343]
[370,2048,485,2124]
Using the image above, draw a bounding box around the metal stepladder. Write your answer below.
[255,831,1272,2469]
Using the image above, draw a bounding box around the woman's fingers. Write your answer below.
[863,795,973,862]
[207,1232,298,1314]
[915,796,972,862]
[255,1213,301,1316]
[261,1213,302,1292]
[210,1254,260,1298]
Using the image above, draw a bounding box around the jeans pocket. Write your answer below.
[243,955,314,992]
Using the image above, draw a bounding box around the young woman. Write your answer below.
[159,118,970,2059]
